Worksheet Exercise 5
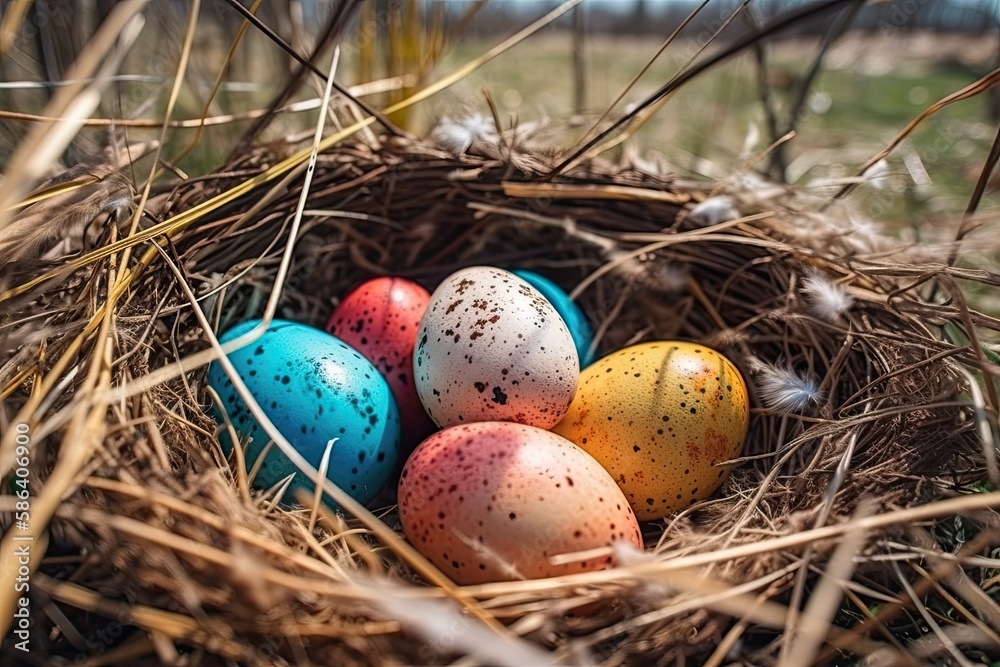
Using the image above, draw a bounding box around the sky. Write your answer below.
[423,0,1000,17]
[303,0,1000,24]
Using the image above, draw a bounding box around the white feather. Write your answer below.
[612,540,655,567]
[846,212,882,249]
[753,364,823,414]
[740,122,761,160]
[652,262,689,293]
[801,272,853,322]
[688,196,740,226]
[432,113,498,154]
[861,158,890,191]
[731,170,784,197]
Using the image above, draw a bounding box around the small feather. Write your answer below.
[861,158,890,191]
[612,540,655,567]
[432,114,498,154]
[801,272,853,322]
[740,122,761,160]
[688,196,740,226]
[753,363,823,414]
[0,170,133,265]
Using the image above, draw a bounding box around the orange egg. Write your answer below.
[553,341,749,520]
[398,422,641,584]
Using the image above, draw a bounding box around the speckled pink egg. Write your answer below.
[398,422,642,585]
[327,277,435,450]
[414,267,579,429]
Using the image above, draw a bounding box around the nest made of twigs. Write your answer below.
[2,133,998,666]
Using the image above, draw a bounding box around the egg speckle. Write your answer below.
[512,269,595,367]
[327,277,434,451]
[553,341,749,520]
[398,422,642,584]
[414,267,579,429]
[207,319,400,504]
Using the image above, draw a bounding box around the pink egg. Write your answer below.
[328,277,435,451]
[398,422,642,585]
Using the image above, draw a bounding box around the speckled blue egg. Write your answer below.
[512,270,595,367]
[206,319,400,504]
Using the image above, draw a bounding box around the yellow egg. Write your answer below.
[552,341,749,520]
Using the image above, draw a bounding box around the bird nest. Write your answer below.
[1,132,998,666]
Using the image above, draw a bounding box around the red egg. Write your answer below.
[398,422,642,585]
[328,277,435,451]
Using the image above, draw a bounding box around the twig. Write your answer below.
[779,500,872,667]
[547,0,855,178]
[0,0,33,57]
[566,0,712,154]
[0,0,583,305]
[813,529,999,664]
[893,561,977,667]
[830,66,1000,202]
[0,1,147,232]
[169,0,265,165]
[743,6,785,181]
[768,0,865,180]
[219,0,404,142]
[953,364,1000,487]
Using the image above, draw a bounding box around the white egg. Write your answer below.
[414,266,579,429]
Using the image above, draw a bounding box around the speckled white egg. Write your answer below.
[414,267,579,429]
[398,422,642,584]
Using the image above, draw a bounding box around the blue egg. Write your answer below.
[206,319,400,504]
[512,270,595,367]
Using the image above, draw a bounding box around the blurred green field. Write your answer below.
[3,25,992,230]
[427,32,996,226]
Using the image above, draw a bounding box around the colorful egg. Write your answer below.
[553,341,749,520]
[207,319,400,504]
[327,277,435,451]
[398,422,642,584]
[414,266,579,429]
[512,269,595,367]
